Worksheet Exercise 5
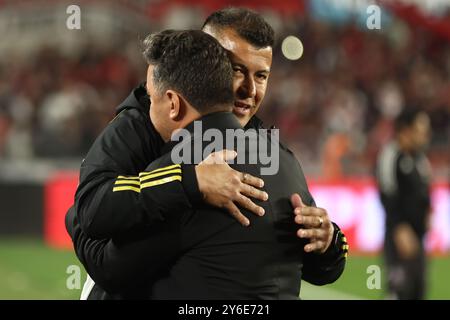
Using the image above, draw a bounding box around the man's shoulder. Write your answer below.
[246,122,296,157]
[379,141,400,157]
[112,106,149,127]
[97,108,152,148]
[115,83,149,116]
[377,141,401,169]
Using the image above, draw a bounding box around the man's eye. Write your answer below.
[257,74,268,80]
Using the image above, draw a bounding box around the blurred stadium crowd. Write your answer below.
[0,1,448,179]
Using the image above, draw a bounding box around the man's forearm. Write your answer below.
[75,162,197,238]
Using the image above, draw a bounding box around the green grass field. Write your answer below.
[0,238,448,300]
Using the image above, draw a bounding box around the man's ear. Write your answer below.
[166,90,185,120]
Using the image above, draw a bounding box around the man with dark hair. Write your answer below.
[201,8,341,255]
[67,7,347,299]
[202,7,275,49]
[376,108,432,299]
[142,29,235,115]
[202,7,274,127]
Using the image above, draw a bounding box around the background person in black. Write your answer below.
[376,108,432,299]
[66,8,348,299]
[68,29,346,299]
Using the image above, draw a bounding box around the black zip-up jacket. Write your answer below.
[73,86,201,240]
[66,85,346,299]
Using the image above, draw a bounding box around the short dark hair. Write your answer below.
[394,108,424,132]
[142,29,234,113]
[202,7,275,49]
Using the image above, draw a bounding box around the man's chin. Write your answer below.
[233,106,250,116]
[232,112,251,127]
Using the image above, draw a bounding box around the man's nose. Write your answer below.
[239,77,256,99]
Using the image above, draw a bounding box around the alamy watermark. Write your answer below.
[366,264,382,290]
[170,121,280,176]
[66,265,81,290]
[66,5,81,30]
[366,4,381,30]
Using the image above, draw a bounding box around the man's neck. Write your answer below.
[160,110,241,155]
[182,105,232,128]
[165,105,232,142]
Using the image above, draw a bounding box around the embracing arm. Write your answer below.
[76,109,267,239]
[74,107,172,239]
[290,193,348,285]
[287,153,347,285]
[68,150,268,293]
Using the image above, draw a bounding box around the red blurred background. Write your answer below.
[0,0,448,254]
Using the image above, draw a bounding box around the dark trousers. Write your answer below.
[384,235,426,300]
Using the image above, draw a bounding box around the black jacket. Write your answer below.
[66,85,346,299]
[73,85,201,240]
[376,141,431,239]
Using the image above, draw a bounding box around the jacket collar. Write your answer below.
[245,115,264,129]
[115,83,149,115]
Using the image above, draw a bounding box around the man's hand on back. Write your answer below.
[195,150,268,226]
[292,193,334,253]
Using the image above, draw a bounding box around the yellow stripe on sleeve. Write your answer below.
[112,164,182,193]
[141,175,182,189]
[114,180,141,186]
[140,169,182,182]
[113,186,141,193]
[139,164,181,176]
[117,175,140,180]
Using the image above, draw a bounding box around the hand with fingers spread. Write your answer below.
[291,193,334,254]
[195,149,268,226]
